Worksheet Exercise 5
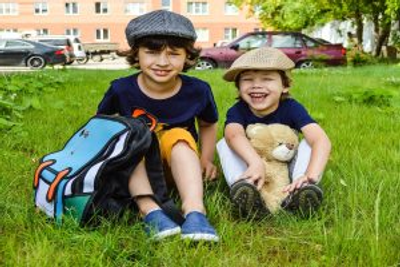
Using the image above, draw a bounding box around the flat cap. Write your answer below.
[125,10,197,47]
[223,47,295,82]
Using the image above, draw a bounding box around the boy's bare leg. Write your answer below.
[128,160,160,215]
[170,141,205,215]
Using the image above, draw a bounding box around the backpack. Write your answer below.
[33,114,183,226]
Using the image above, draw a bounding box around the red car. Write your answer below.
[196,31,346,70]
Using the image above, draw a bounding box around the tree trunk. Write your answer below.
[355,7,364,49]
[374,23,391,57]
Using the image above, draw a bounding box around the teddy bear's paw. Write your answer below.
[230,180,271,220]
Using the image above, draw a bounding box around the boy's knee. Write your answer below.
[159,128,198,165]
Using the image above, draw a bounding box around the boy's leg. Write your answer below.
[216,138,247,187]
[216,138,270,219]
[285,139,323,216]
[160,128,218,241]
[129,161,181,239]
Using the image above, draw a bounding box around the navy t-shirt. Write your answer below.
[225,98,315,132]
[97,73,218,141]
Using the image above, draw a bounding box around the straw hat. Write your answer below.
[125,10,197,47]
[223,47,295,82]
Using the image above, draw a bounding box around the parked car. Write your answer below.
[66,36,87,63]
[196,31,346,70]
[29,36,76,64]
[0,39,67,69]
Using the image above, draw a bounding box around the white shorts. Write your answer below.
[216,138,312,187]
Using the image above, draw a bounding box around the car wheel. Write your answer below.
[64,60,75,65]
[76,57,89,64]
[195,58,216,70]
[26,56,46,69]
[91,55,103,62]
[297,60,314,69]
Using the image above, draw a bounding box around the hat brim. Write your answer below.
[223,66,293,82]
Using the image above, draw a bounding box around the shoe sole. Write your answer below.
[230,181,270,220]
[181,233,219,242]
[286,184,323,217]
[152,226,181,240]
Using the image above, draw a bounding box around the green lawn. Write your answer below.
[1,65,399,266]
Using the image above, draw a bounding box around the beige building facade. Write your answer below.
[0,0,262,49]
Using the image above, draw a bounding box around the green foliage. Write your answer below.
[0,71,65,130]
[346,49,377,66]
[1,67,400,266]
[333,87,399,108]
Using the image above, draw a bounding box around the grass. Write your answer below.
[1,65,399,266]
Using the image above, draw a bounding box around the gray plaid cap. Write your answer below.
[125,10,197,47]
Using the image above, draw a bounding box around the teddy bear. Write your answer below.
[246,123,299,213]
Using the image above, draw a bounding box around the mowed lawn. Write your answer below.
[0,65,399,266]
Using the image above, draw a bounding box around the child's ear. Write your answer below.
[282,87,290,93]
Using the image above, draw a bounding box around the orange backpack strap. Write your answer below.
[33,160,55,188]
[46,168,71,202]
[132,108,157,132]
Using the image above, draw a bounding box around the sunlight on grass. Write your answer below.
[1,66,400,266]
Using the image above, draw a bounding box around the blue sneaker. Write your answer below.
[181,211,219,242]
[143,209,181,240]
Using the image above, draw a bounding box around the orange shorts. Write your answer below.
[157,128,198,167]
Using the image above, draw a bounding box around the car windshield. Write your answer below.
[5,40,32,48]
[39,39,69,46]
[235,34,266,50]
[271,34,303,48]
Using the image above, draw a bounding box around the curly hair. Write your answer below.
[119,35,201,72]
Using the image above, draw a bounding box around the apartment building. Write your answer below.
[0,0,262,49]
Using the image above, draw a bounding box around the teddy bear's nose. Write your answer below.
[286,143,294,150]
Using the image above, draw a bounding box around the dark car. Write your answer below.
[0,39,67,69]
[196,31,346,70]
[30,36,75,64]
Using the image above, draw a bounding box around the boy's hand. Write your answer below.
[201,159,218,181]
[283,175,314,193]
[240,159,265,190]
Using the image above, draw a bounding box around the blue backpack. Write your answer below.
[33,114,183,226]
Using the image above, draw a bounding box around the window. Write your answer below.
[65,28,80,36]
[34,2,48,15]
[224,28,238,40]
[95,2,108,14]
[36,28,49,35]
[96,28,109,41]
[224,2,238,15]
[195,28,209,42]
[161,0,171,11]
[125,1,146,15]
[5,40,32,48]
[0,3,18,15]
[235,34,266,50]
[0,28,17,33]
[302,36,319,47]
[65,2,78,15]
[187,2,208,15]
[271,34,302,48]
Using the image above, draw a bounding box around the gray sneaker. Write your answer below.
[230,180,270,220]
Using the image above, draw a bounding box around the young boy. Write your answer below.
[97,10,219,242]
[217,47,331,218]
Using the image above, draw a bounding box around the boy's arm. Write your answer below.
[198,120,218,180]
[284,123,331,192]
[225,123,266,190]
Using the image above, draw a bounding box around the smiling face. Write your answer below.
[238,70,289,117]
[138,46,187,86]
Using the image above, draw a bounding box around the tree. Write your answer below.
[233,0,400,56]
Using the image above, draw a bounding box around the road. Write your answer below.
[0,57,130,73]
